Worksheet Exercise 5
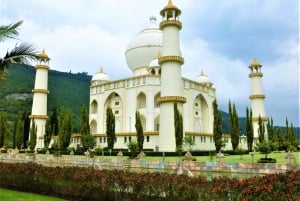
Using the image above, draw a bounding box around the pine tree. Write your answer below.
[50,108,59,135]
[44,118,52,149]
[246,107,254,151]
[106,107,115,150]
[213,100,223,152]
[58,107,72,150]
[174,102,183,152]
[229,101,240,151]
[135,110,144,152]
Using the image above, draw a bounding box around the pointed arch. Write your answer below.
[154,115,160,131]
[104,92,123,130]
[90,119,97,134]
[193,94,209,132]
[90,100,98,114]
[154,92,161,108]
[137,92,146,109]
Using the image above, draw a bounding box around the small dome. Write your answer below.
[149,58,159,67]
[196,70,210,83]
[249,58,262,68]
[91,67,110,82]
[39,49,50,61]
[125,16,162,73]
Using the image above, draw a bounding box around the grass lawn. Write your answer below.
[97,151,300,164]
[0,188,66,201]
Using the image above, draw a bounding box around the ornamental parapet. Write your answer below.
[249,72,263,78]
[158,55,184,65]
[158,96,186,103]
[160,20,182,30]
[35,65,50,70]
[32,89,49,94]
[249,94,265,99]
[29,115,48,119]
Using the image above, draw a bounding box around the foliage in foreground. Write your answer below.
[0,162,299,201]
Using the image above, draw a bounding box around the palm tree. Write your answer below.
[0,21,38,78]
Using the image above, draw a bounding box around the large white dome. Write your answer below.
[125,16,162,73]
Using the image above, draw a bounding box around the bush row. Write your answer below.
[0,162,299,201]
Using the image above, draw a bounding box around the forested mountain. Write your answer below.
[0,64,91,131]
[0,64,298,138]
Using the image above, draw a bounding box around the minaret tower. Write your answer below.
[248,58,267,138]
[158,0,186,151]
[29,49,50,149]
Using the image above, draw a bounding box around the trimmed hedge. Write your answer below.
[0,162,299,201]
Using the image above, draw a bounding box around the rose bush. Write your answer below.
[0,162,299,200]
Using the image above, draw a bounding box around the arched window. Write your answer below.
[137,92,146,109]
[91,100,98,114]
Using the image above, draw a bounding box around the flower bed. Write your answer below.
[0,162,299,201]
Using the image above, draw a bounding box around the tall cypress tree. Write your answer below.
[28,120,37,150]
[213,100,223,152]
[267,117,274,142]
[58,107,72,150]
[246,107,254,151]
[174,102,183,152]
[50,108,59,135]
[0,112,9,148]
[80,105,95,150]
[135,110,144,152]
[22,111,30,148]
[14,114,24,149]
[229,101,240,151]
[106,107,115,150]
[80,105,90,136]
[258,115,265,143]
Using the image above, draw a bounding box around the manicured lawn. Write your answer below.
[109,151,300,164]
[0,188,66,201]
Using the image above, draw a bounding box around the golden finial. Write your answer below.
[38,49,50,61]
[249,58,262,67]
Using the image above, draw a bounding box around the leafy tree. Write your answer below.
[184,136,195,151]
[106,107,115,150]
[127,140,138,158]
[228,101,240,151]
[81,134,96,150]
[14,114,24,148]
[28,120,37,150]
[255,141,272,159]
[258,115,265,143]
[0,21,38,78]
[213,99,223,152]
[58,107,72,150]
[0,112,9,147]
[135,110,144,152]
[246,107,254,151]
[174,102,183,152]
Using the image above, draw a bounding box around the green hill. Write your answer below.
[0,64,91,131]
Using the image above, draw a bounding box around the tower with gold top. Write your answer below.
[248,58,267,138]
[158,0,186,151]
[29,49,50,149]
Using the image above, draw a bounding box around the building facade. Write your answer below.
[89,0,217,151]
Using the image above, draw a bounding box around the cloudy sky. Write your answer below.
[1,0,298,127]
